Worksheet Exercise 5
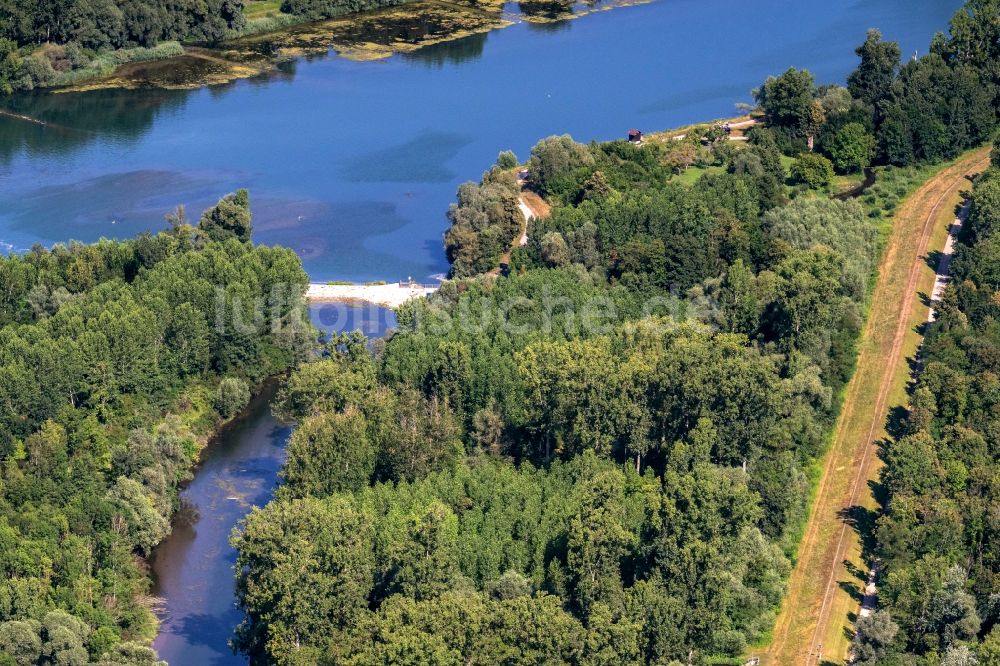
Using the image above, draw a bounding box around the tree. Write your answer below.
[566,471,635,615]
[980,627,1000,666]
[0,39,23,95]
[0,620,42,665]
[527,135,595,195]
[379,390,463,482]
[992,134,1000,168]
[167,302,210,376]
[214,376,250,418]
[496,150,518,170]
[232,497,375,665]
[390,502,459,601]
[199,188,252,243]
[541,231,571,267]
[754,68,815,133]
[925,565,981,649]
[106,476,169,555]
[848,29,901,107]
[282,409,375,497]
[941,646,981,666]
[764,197,876,299]
[945,0,1000,72]
[877,105,915,166]
[823,122,876,173]
[789,152,834,188]
[852,611,899,665]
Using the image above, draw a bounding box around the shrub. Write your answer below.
[215,377,251,418]
[20,53,56,88]
[496,150,519,170]
[789,152,835,189]
[823,122,876,174]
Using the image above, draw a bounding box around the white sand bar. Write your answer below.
[306,282,438,309]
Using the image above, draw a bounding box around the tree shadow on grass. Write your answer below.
[839,579,863,604]
[843,559,866,582]
[925,249,943,270]
[885,405,909,441]
[838,504,879,562]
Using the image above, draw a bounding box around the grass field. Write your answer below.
[244,0,283,17]
[758,145,992,666]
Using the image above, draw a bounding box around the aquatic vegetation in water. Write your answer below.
[55,0,647,92]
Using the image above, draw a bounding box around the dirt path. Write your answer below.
[760,147,991,666]
[927,201,970,322]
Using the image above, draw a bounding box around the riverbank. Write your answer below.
[45,0,649,93]
[306,280,438,307]
[150,378,291,664]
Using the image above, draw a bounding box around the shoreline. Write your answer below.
[40,0,650,94]
[306,281,438,308]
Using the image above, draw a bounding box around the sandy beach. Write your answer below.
[305,281,438,308]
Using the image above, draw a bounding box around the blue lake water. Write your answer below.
[0,3,964,663]
[0,0,961,282]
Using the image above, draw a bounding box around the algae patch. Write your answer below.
[55,0,646,92]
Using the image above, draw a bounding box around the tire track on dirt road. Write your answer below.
[762,149,991,666]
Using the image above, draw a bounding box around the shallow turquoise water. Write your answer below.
[0,0,960,282]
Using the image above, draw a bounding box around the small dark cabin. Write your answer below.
[628,128,643,144]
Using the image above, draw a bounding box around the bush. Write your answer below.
[215,377,251,418]
[20,53,56,88]
[823,122,876,174]
[496,150,519,170]
[790,152,834,189]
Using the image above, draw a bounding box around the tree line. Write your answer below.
[0,192,313,664]
[0,0,246,92]
[223,24,960,666]
[851,143,1000,665]
[0,0,420,94]
[232,1,1000,662]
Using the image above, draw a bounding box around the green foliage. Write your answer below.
[443,168,522,278]
[234,455,790,663]
[763,197,877,299]
[214,376,251,418]
[282,408,375,496]
[0,0,245,91]
[496,150,518,170]
[0,192,310,661]
[876,166,1000,657]
[822,122,876,174]
[851,611,900,665]
[847,29,901,108]
[526,134,596,198]
[279,0,407,21]
[754,67,815,135]
[231,4,1000,664]
[789,152,835,188]
[198,188,252,244]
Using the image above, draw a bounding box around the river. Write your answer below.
[150,303,395,665]
[1,1,961,664]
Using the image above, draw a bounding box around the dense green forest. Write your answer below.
[851,146,1000,665]
[0,194,312,663]
[230,4,1000,665]
[0,0,245,93]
